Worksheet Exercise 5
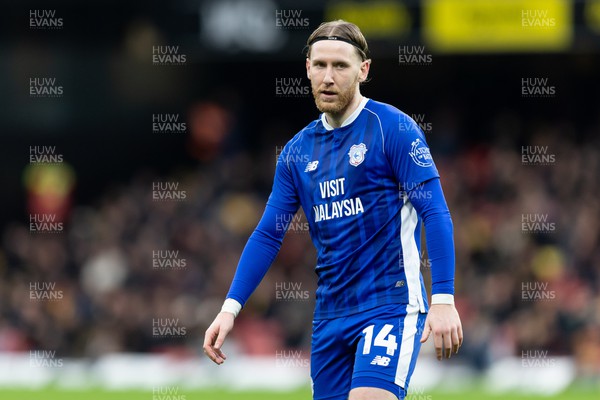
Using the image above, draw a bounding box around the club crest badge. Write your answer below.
[348,143,368,167]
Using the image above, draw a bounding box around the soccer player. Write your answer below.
[204,20,463,400]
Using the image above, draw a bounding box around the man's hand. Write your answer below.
[420,304,463,360]
[203,312,235,365]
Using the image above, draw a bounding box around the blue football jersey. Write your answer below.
[267,98,440,319]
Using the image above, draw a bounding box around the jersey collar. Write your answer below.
[321,97,369,131]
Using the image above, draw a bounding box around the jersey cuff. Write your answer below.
[221,298,242,317]
[431,294,454,305]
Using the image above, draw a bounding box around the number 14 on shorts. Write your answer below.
[362,324,398,356]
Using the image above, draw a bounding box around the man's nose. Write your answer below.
[323,66,334,84]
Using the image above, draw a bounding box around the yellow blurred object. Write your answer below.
[585,0,600,33]
[218,194,263,235]
[23,163,75,196]
[23,162,76,219]
[424,0,573,52]
[531,245,566,281]
[325,0,411,38]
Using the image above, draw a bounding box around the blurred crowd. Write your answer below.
[0,108,599,381]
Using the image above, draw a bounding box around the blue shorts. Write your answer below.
[310,303,426,400]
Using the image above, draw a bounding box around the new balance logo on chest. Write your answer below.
[305,161,319,172]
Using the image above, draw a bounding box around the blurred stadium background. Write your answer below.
[1,0,599,399]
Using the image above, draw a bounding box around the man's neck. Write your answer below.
[325,94,363,128]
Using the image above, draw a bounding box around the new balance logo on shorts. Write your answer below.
[370,355,391,366]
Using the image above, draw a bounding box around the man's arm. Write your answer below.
[408,178,463,360]
[203,203,295,364]
[383,113,462,360]
[204,145,300,365]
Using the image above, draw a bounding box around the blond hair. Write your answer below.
[306,20,369,61]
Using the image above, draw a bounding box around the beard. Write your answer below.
[312,76,359,115]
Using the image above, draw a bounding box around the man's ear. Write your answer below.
[306,58,311,80]
[359,59,371,82]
